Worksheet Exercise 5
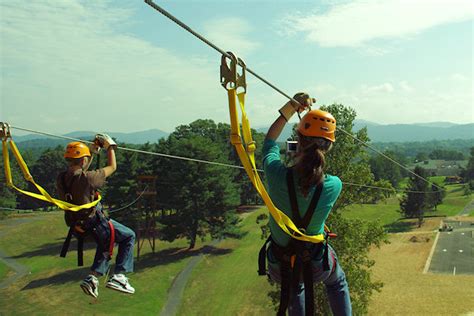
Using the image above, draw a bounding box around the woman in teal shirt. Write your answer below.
[263,94,352,316]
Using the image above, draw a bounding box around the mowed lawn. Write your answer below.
[179,209,274,315]
[0,260,11,281]
[369,232,474,315]
[177,182,474,315]
[0,211,214,315]
[1,180,472,315]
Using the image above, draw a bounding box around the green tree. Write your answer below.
[369,150,403,188]
[17,147,64,210]
[428,183,445,211]
[429,149,464,160]
[0,147,31,210]
[0,160,20,209]
[169,119,265,205]
[399,166,429,224]
[104,145,139,210]
[415,152,429,162]
[461,147,474,181]
[155,122,241,249]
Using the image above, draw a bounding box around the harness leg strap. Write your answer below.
[77,236,84,266]
[258,236,271,275]
[60,226,74,258]
[278,261,292,316]
[303,260,315,316]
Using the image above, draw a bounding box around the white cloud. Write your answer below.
[308,77,473,124]
[399,81,413,92]
[0,1,228,134]
[362,83,394,94]
[450,73,469,82]
[281,0,474,47]
[203,17,260,59]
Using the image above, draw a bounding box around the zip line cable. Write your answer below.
[108,185,149,214]
[9,125,439,194]
[337,128,445,191]
[11,125,249,171]
[144,0,293,102]
[143,0,444,193]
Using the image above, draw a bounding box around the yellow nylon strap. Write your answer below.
[228,89,325,243]
[2,139,101,212]
[3,140,13,187]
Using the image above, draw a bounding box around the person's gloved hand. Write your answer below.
[292,92,315,110]
[95,133,117,150]
[279,92,315,121]
[89,142,101,155]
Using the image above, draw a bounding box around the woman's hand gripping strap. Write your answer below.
[220,55,324,244]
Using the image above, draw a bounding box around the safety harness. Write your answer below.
[220,54,337,315]
[258,169,334,316]
[0,123,114,266]
[58,171,115,266]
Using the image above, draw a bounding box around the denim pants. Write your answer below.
[268,244,352,316]
[90,219,135,276]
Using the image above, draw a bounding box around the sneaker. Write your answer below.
[106,274,135,294]
[80,275,99,298]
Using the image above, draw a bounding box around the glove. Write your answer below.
[293,92,315,109]
[89,142,101,155]
[95,133,117,150]
[279,92,315,121]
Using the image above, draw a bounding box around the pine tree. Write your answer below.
[400,166,429,222]
[155,121,241,249]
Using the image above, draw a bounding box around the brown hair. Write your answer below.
[294,132,332,196]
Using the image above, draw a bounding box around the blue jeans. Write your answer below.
[268,244,352,316]
[90,219,135,276]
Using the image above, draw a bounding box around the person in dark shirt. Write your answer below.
[57,134,135,298]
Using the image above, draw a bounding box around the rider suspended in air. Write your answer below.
[56,134,135,298]
[261,93,352,316]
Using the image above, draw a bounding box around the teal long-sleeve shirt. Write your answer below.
[262,139,342,247]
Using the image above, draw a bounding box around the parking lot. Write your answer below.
[429,221,474,275]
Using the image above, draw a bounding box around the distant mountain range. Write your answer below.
[13,121,474,149]
[352,120,473,142]
[256,120,473,142]
[15,129,168,149]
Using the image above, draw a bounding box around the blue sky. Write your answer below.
[1,0,473,135]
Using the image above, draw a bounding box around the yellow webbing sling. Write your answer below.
[221,53,325,244]
[1,129,101,212]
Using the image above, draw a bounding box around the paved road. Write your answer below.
[429,221,474,275]
[0,217,38,289]
[159,240,220,316]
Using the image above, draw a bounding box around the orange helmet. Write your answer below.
[64,142,91,159]
[297,109,336,142]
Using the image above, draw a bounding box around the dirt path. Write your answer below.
[0,217,40,289]
[459,199,474,216]
[159,240,219,316]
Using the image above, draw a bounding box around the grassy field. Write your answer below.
[179,210,274,315]
[0,180,472,315]
[0,260,11,281]
[344,183,472,230]
[0,212,215,315]
[369,232,474,315]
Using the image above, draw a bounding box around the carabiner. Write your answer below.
[220,52,246,93]
[0,122,11,140]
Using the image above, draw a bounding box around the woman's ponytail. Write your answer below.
[294,134,332,196]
